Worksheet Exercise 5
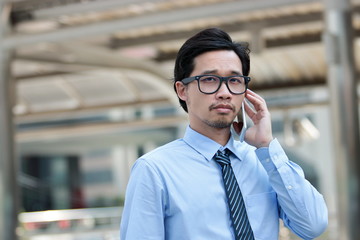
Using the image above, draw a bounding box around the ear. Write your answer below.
[175,81,187,101]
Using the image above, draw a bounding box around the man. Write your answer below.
[120,28,328,240]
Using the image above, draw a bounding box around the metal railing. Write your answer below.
[18,207,122,240]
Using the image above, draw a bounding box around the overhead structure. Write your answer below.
[2,0,359,121]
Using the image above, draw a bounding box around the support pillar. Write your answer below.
[323,0,360,239]
[0,2,19,240]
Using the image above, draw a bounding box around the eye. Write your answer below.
[200,76,218,82]
[228,77,243,84]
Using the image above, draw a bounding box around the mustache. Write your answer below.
[209,102,236,112]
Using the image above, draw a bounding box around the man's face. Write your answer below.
[176,50,246,132]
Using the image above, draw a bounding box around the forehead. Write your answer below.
[192,50,243,74]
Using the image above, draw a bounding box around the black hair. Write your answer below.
[173,28,250,112]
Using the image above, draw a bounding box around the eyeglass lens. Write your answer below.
[198,75,246,94]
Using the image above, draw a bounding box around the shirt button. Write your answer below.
[287,185,293,190]
[265,158,270,163]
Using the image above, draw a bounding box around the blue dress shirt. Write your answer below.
[120,126,328,240]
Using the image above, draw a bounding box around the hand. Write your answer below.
[233,89,273,148]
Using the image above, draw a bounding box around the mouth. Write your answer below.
[210,103,235,113]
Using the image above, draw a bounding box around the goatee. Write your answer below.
[204,119,232,129]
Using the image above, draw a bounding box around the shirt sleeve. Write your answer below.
[255,138,328,239]
[120,158,167,240]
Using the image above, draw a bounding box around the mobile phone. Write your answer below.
[232,101,247,142]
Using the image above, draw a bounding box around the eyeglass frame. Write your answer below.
[180,74,251,95]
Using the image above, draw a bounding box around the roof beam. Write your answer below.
[16,42,179,105]
[3,0,320,49]
[155,26,360,61]
[15,98,170,122]
[30,0,163,20]
[16,114,188,142]
[111,10,322,48]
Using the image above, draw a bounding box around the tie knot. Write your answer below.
[214,149,231,166]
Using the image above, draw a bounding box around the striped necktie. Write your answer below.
[214,149,255,240]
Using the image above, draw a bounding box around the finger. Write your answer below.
[246,89,265,104]
[246,89,263,99]
[246,94,263,111]
[246,90,267,111]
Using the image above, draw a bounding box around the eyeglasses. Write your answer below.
[181,74,250,95]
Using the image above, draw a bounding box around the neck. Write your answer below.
[190,124,231,146]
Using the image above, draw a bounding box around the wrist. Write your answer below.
[256,137,273,149]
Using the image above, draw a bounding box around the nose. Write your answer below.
[215,81,231,99]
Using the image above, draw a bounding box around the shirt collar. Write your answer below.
[183,125,245,162]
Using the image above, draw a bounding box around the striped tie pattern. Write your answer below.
[214,149,255,240]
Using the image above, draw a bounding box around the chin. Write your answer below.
[205,119,232,129]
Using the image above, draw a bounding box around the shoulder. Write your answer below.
[143,138,188,159]
[130,138,193,185]
[135,138,191,169]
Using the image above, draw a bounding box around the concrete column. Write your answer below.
[323,0,360,239]
[0,2,19,240]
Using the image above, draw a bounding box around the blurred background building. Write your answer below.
[0,0,360,239]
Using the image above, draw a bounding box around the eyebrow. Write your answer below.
[202,69,242,75]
